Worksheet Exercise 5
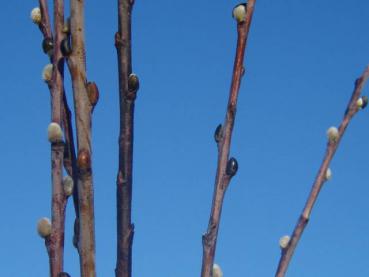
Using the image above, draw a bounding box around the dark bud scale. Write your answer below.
[226,157,238,177]
[362,96,368,109]
[128,73,140,92]
[214,124,222,143]
[61,37,72,56]
[42,37,54,55]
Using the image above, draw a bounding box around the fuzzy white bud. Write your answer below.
[37,217,52,238]
[325,168,332,180]
[326,126,339,143]
[279,235,290,249]
[30,7,42,24]
[42,64,53,82]
[212,264,223,277]
[357,97,364,108]
[63,176,74,197]
[232,4,247,23]
[47,122,63,143]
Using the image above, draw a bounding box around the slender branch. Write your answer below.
[275,65,369,277]
[39,0,79,222]
[115,1,138,276]
[201,2,256,277]
[68,0,96,275]
[38,0,52,40]
[47,0,68,276]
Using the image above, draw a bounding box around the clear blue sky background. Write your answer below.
[1,0,369,276]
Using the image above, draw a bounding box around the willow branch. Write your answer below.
[275,65,369,277]
[47,0,68,276]
[38,0,52,40]
[39,0,80,258]
[115,1,138,276]
[68,0,96,275]
[201,2,256,277]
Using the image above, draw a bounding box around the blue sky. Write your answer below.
[1,0,369,276]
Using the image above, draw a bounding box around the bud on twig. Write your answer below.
[63,175,74,197]
[232,3,247,23]
[37,217,52,238]
[62,18,71,34]
[30,7,42,25]
[214,124,223,143]
[42,38,54,56]
[87,82,99,108]
[212,264,223,277]
[61,37,72,56]
[357,96,368,109]
[42,64,53,82]
[48,122,63,143]
[128,73,140,92]
[326,126,339,143]
[325,168,332,181]
[77,149,91,171]
[226,157,238,177]
[279,235,290,250]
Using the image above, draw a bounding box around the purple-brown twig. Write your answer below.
[275,65,369,277]
[201,2,256,277]
[115,1,138,276]
[67,0,97,275]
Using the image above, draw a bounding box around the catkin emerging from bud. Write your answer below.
[63,176,74,196]
[48,122,63,143]
[42,64,53,82]
[279,235,290,249]
[212,264,223,277]
[326,126,339,143]
[325,168,332,180]
[30,7,42,24]
[232,3,247,23]
[37,217,52,238]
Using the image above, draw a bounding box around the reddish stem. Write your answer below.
[275,66,369,277]
[201,2,256,277]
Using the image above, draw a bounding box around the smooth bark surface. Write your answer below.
[201,2,256,277]
[49,0,67,276]
[68,0,96,276]
[275,66,369,277]
[115,1,137,276]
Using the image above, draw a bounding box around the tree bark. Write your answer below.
[115,1,137,276]
[201,2,256,277]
